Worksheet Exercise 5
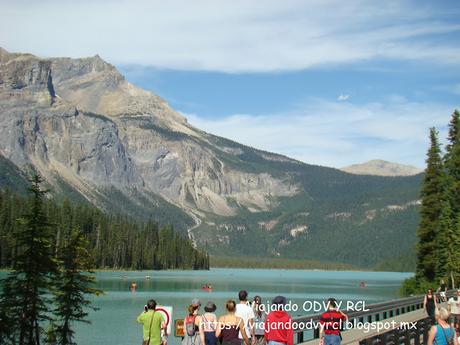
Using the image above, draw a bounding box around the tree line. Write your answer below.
[402,109,460,295]
[0,185,209,271]
[0,174,209,345]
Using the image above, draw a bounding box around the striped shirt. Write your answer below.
[319,310,346,336]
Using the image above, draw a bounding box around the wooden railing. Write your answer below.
[358,317,432,345]
[292,291,454,344]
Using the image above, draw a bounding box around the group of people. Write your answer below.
[137,291,347,345]
[424,284,460,345]
[180,290,294,345]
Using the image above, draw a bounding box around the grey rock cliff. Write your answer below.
[0,48,296,218]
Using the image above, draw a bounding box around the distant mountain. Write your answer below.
[0,48,423,269]
[341,160,423,177]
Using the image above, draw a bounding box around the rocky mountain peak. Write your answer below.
[0,48,56,105]
[51,54,122,83]
[341,159,423,176]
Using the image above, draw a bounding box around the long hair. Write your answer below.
[188,304,199,316]
[253,296,263,317]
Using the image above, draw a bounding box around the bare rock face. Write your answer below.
[0,48,297,218]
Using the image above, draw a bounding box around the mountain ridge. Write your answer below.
[0,48,423,269]
[341,159,423,176]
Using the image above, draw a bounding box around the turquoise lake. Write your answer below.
[66,269,412,345]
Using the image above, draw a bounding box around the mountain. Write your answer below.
[0,48,423,269]
[341,160,423,176]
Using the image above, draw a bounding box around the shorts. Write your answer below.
[205,332,218,345]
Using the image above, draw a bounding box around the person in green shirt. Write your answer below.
[137,299,167,345]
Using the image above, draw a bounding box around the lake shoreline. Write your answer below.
[91,267,413,274]
[0,267,414,273]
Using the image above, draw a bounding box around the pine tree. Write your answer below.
[453,216,460,287]
[436,200,460,287]
[416,128,445,283]
[0,182,209,272]
[438,109,460,288]
[444,110,460,215]
[0,173,58,345]
[0,278,19,344]
[436,202,451,273]
[53,228,102,345]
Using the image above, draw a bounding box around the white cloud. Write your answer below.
[337,94,350,101]
[185,98,455,168]
[0,0,459,72]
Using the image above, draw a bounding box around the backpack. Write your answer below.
[185,315,197,337]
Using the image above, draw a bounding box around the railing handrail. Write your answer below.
[292,288,455,342]
[293,289,453,324]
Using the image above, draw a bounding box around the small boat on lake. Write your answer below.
[130,282,138,292]
[202,284,213,292]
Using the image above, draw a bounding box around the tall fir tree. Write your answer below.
[53,228,102,345]
[444,110,460,224]
[0,278,18,344]
[440,110,460,288]
[435,200,460,287]
[0,173,58,345]
[416,127,445,283]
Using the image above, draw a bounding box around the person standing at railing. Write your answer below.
[448,290,460,335]
[319,298,347,345]
[252,296,267,345]
[183,298,203,345]
[427,308,458,345]
[137,299,167,345]
[424,288,438,325]
[200,301,218,345]
[216,300,251,345]
[264,296,293,345]
[236,290,255,345]
[438,280,448,303]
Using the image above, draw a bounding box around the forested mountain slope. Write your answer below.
[0,48,422,268]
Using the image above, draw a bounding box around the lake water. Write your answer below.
[69,269,412,345]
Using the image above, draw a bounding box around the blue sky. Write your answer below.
[1,0,459,168]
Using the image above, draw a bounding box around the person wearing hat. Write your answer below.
[265,296,293,345]
[200,301,218,345]
[182,298,203,345]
